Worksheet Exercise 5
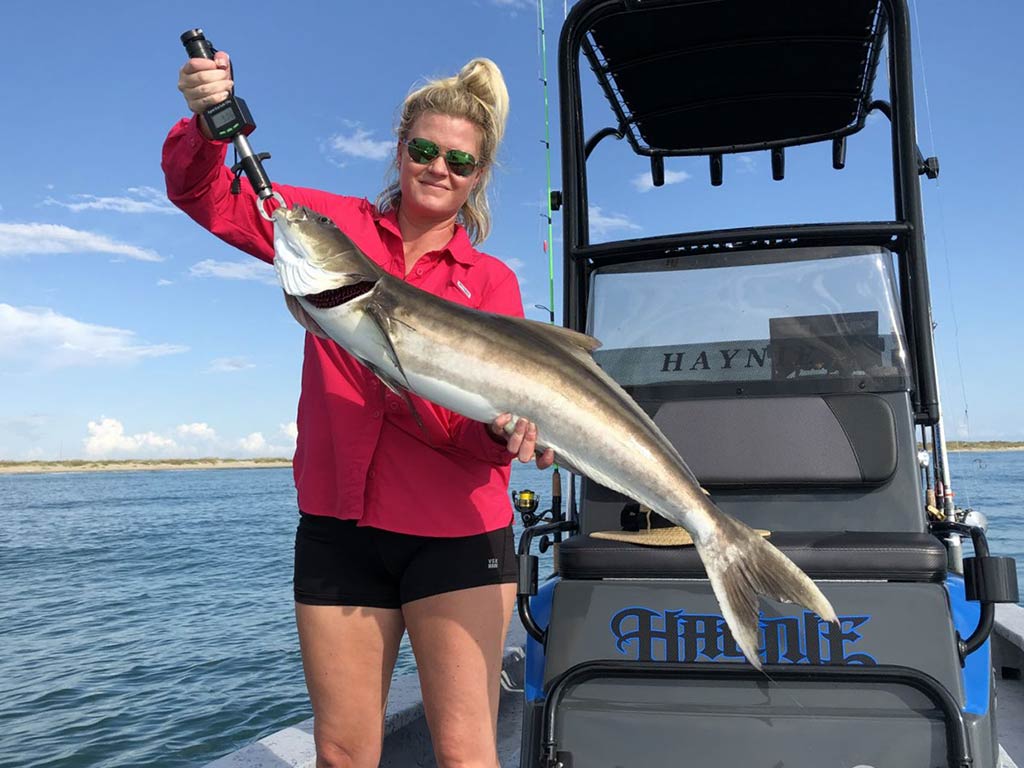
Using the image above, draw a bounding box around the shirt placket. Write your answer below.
[406,252,440,284]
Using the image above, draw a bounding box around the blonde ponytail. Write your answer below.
[376,58,509,245]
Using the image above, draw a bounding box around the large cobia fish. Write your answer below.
[272,204,838,666]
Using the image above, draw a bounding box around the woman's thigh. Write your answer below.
[295,603,406,767]
[403,583,516,768]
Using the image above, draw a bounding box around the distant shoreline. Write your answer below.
[930,443,1024,453]
[2,443,1023,476]
[0,459,293,475]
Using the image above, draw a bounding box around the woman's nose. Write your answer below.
[425,154,449,176]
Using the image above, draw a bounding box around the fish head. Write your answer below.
[272,204,383,302]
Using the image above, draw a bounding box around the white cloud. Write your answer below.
[84,417,178,458]
[157,279,173,286]
[631,169,692,193]
[238,432,267,453]
[0,222,164,262]
[208,356,256,373]
[176,422,217,440]
[190,258,278,285]
[327,127,393,161]
[589,206,641,237]
[280,422,298,441]
[72,418,294,460]
[237,430,294,457]
[0,304,188,369]
[43,186,180,215]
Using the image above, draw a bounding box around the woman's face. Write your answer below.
[397,112,484,225]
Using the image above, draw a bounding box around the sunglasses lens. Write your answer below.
[407,138,439,165]
[445,149,478,177]
[405,138,478,176]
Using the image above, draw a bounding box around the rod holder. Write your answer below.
[771,146,785,181]
[833,137,847,170]
[710,153,723,186]
[650,155,665,187]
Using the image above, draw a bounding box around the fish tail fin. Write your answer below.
[695,513,838,668]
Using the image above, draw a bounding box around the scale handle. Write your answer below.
[180,28,217,62]
[177,28,280,212]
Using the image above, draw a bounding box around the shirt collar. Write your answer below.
[372,204,480,266]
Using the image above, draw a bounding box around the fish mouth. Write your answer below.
[304,281,375,309]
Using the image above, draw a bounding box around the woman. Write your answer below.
[164,51,553,768]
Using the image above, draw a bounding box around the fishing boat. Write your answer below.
[207,0,1023,765]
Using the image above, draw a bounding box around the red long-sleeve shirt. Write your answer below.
[162,116,522,536]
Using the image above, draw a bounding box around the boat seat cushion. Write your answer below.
[652,394,899,486]
[558,531,947,582]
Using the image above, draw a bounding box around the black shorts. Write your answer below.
[293,512,518,608]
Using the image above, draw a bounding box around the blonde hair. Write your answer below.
[376,58,509,245]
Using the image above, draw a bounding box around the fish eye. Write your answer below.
[320,216,330,225]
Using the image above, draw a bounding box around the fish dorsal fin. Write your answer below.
[524,319,602,353]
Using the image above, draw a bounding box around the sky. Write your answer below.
[1,0,1022,461]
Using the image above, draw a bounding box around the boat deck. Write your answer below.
[206,605,1024,768]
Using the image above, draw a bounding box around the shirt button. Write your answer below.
[416,267,424,276]
[388,401,400,411]
[372,410,382,419]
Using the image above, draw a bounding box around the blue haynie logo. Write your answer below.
[610,608,877,665]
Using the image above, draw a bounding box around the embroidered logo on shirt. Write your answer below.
[456,280,472,299]
[487,557,499,569]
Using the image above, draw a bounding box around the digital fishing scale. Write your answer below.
[180,28,284,219]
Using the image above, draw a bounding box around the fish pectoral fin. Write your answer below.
[365,362,425,431]
[283,292,331,340]
[364,301,413,391]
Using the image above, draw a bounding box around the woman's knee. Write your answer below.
[314,734,381,768]
[431,733,499,768]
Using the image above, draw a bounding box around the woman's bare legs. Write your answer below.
[403,583,517,768]
[295,603,406,768]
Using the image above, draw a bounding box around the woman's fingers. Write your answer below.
[516,420,538,463]
[491,414,555,467]
[178,53,232,114]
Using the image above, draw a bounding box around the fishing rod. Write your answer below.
[180,29,285,220]
[537,0,557,327]
[907,0,975,573]
[536,0,569,565]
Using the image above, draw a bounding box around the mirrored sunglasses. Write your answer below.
[403,137,479,178]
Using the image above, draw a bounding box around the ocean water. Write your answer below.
[0,453,1021,767]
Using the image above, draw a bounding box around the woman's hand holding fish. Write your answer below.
[177,51,233,138]
[491,414,555,469]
